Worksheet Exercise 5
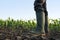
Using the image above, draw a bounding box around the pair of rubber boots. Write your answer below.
[30,10,49,36]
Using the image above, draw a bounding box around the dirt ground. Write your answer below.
[0,28,60,40]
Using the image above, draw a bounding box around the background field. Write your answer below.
[0,18,60,40]
[0,18,60,31]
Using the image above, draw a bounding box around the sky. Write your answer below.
[0,0,60,20]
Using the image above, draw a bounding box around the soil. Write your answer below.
[0,28,60,40]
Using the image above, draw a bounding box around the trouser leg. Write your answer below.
[35,11,45,33]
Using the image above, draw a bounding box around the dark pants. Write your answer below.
[34,0,48,33]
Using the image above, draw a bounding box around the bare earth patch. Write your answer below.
[0,28,60,40]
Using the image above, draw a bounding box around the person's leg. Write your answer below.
[44,10,49,36]
[44,13,49,37]
[35,11,45,34]
[43,1,49,33]
[30,0,46,35]
[45,14,49,33]
[30,10,45,34]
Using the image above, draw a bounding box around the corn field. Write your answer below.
[0,18,60,32]
[0,18,60,40]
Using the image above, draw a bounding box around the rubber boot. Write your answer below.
[45,15,49,34]
[30,10,45,36]
[44,15,49,37]
[35,11,45,34]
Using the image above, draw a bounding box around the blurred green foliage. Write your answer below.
[0,18,60,32]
